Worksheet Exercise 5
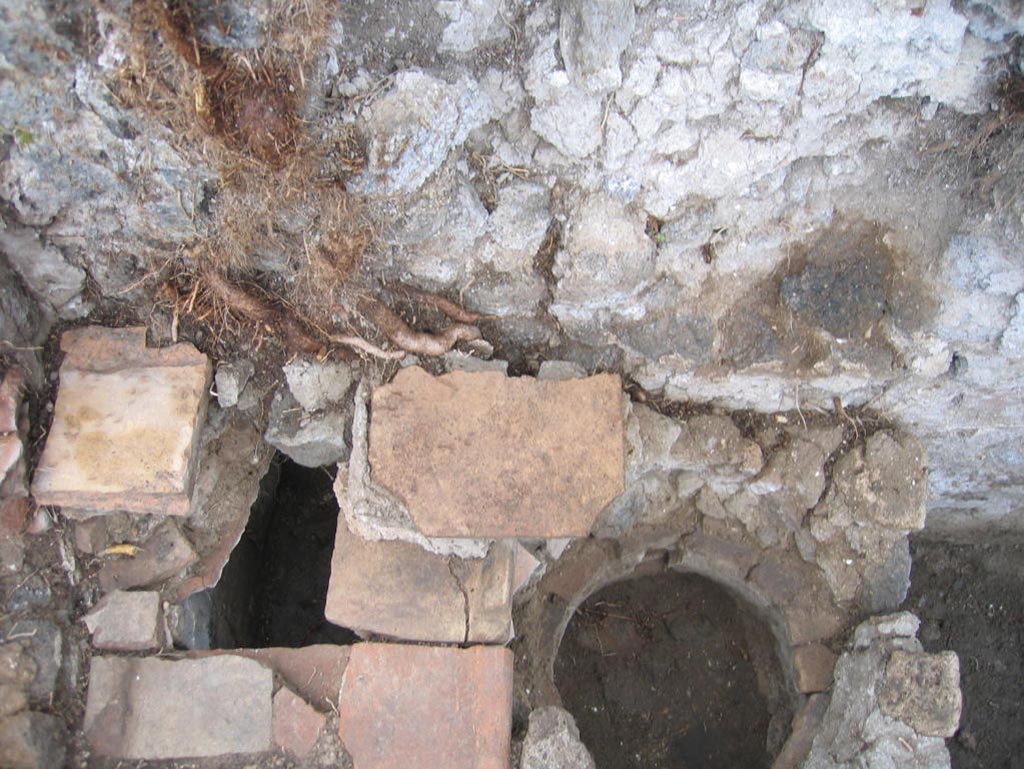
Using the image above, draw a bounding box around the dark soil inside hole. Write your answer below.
[554,572,788,769]
[210,455,357,649]
[903,537,1024,769]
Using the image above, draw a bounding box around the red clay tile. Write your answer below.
[338,643,513,769]
[274,686,325,759]
[369,367,625,538]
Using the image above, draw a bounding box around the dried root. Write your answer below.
[397,286,485,324]
[361,298,482,357]
[201,268,323,354]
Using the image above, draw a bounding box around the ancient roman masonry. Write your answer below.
[0,327,962,768]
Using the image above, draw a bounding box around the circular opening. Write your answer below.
[554,571,793,769]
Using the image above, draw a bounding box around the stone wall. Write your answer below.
[1,0,1023,535]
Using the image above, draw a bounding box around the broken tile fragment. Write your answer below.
[273,686,325,759]
[792,643,837,693]
[0,498,30,540]
[513,542,541,595]
[83,590,162,651]
[84,655,272,759]
[338,644,512,769]
[98,519,197,591]
[368,367,625,538]
[32,327,211,517]
[188,645,350,710]
[325,518,513,643]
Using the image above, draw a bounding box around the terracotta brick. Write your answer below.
[32,326,211,517]
[792,643,837,693]
[274,686,325,759]
[326,518,513,643]
[338,643,512,769]
[0,368,24,435]
[84,655,272,759]
[0,498,30,540]
[186,645,351,710]
[369,367,624,538]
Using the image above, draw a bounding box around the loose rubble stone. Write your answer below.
[284,358,355,412]
[98,519,197,591]
[793,643,838,693]
[83,590,162,651]
[0,711,67,769]
[214,359,254,409]
[804,613,956,769]
[521,706,597,769]
[273,686,325,760]
[879,650,962,737]
[559,0,634,93]
[84,655,272,759]
[326,518,513,643]
[265,387,351,468]
[749,551,846,644]
[352,70,492,195]
[32,327,211,517]
[670,415,763,485]
[0,643,36,690]
[338,644,512,769]
[0,683,27,716]
[0,536,24,575]
[369,367,625,538]
[0,621,61,708]
[3,575,50,614]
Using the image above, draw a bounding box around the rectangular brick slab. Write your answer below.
[368,367,625,538]
[32,326,211,517]
[338,643,512,769]
[84,655,271,759]
[325,517,513,643]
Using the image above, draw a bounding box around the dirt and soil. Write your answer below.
[903,536,1024,769]
[554,572,786,769]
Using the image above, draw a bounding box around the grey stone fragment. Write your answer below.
[283,358,355,413]
[352,70,491,195]
[559,0,635,93]
[437,0,509,53]
[879,650,962,737]
[84,655,272,759]
[0,621,61,709]
[521,706,596,769]
[553,193,656,307]
[0,221,85,315]
[193,0,270,48]
[0,538,23,576]
[0,682,27,716]
[2,575,50,615]
[265,388,350,468]
[166,589,212,650]
[536,361,586,381]
[0,711,67,769]
[853,612,921,648]
[214,360,254,409]
[83,590,163,652]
